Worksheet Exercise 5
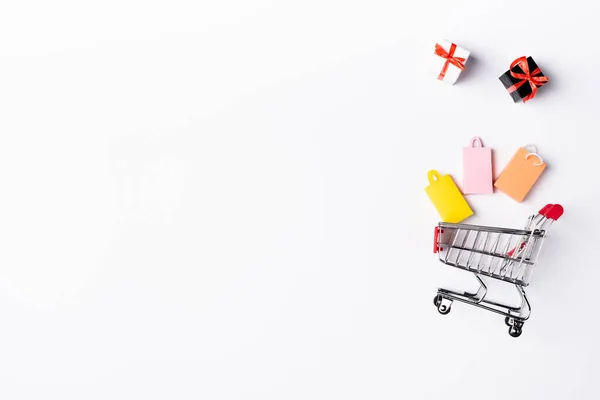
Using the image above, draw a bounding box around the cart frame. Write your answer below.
[432,204,563,337]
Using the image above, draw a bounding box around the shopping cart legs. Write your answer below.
[433,274,531,337]
[504,286,530,337]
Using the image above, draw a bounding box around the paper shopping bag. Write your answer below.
[494,147,546,202]
[425,170,473,223]
[463,137,493,194]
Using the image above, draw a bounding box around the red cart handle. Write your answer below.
[538,204,553,215]
[539,204,564,221]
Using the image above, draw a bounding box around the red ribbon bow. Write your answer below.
[506,57,549,103]
[435,43,466,81]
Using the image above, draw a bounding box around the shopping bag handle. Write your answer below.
[470,136,483,148]
[427,170,442,185]
[539,204,564,221]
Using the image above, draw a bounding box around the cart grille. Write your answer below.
[436,223,546,286]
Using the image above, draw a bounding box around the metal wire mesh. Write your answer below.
[437,223,546,286]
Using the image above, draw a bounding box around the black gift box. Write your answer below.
[499,56,548,103]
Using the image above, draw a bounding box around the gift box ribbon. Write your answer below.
[506,57,549,103]
[435,43,466,81]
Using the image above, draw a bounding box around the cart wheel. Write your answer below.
[508,326,522,338]
[434,295,451,315]
[438,304,451,315]
[505,316,512,327]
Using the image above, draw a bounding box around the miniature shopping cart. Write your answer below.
[432,203,564,337]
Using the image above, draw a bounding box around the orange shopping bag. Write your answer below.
[425,170,473,223]
[494,146,546,202]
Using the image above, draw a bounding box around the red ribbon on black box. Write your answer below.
[499,56,549,103]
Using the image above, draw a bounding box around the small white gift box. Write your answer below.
[434,40,470,85]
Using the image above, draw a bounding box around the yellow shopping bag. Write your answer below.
[424,170,473,223]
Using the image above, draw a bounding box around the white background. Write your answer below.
[0,1,598,399]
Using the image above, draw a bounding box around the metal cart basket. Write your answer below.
[432,203,564,337]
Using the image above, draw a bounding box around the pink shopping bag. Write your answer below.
[463,137,493,194]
